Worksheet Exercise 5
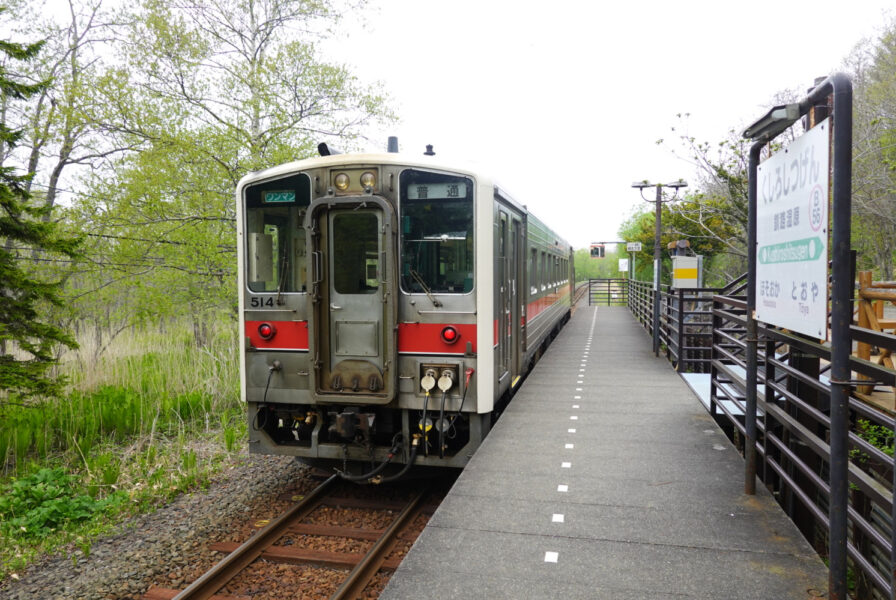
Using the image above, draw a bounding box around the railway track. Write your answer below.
[571,281,589,312]
[143,473,445,600]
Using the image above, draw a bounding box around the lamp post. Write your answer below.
[740,102,803,498]
[632,180,687,356]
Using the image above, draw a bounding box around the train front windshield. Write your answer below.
[243,173,312,293]
[399,170,474,294]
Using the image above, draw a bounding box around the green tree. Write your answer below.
[618,193,739,288]
[847,27,896,279]
[646,115,764,285]
[65,0,394,346]
[0,0,151,360]
[574,246,624,281]
[0,24,81,400]
[0,0,119,210]
[659,119,750,247]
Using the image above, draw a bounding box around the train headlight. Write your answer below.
[440,326,460,344]
[334,172,350,190]
[258,322,276,340]
[359,171,376,188]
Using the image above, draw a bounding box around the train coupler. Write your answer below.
[327,408,375,442]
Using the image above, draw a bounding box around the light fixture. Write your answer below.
[360,171,376,188]
[258,322,276,341]
[743,103,800,141]
[440,326,459,344]
[632,180,688,190]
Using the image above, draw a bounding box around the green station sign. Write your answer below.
[758,236,825,264]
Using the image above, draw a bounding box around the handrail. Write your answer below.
[586,278,628,307]
[708,293,896,600]
[626,277,742,373]
[623,272,896,599]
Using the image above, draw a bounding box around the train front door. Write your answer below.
[308,197,397,403]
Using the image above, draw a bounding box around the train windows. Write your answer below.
[399,170,474,294]
[529,248,538,295]
[331,212,378,294]
[244,174,311,293]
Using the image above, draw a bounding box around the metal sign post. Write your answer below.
[743,73,852,600]
[618,258,629,274]
[755,119,830,338]
[626,242,640,281]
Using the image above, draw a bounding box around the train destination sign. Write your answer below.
[262,190,296,203]
[755,118,830,339]
[407,182,467,200]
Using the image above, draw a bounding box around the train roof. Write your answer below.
[238,152,484,187]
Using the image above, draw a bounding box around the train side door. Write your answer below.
[511,216,523,384]
[497,212,509,384]
[498,209,522,388]
[308,197,396,403]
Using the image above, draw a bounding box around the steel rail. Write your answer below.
[172,473,339,600]
[329,489,427,600]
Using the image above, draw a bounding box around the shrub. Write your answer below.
[0,468,122,539]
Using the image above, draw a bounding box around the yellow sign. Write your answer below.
[671,256,699,288]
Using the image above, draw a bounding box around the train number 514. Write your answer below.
[249,297,274,308]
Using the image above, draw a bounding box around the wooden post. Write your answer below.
[857,271,873,394]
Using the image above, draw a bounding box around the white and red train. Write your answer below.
[237,143,573,477]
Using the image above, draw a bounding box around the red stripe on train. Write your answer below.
[245,320,309,350]
[526,285,571,322]
[398,323,477,354]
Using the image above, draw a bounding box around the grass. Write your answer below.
[0,318,246,582]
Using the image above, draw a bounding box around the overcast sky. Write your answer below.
[324,0,893,249]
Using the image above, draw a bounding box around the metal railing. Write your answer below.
[709,293,896,600]
[587,278,628,306]
[619,272,896,598]
[627,279,662,340]
[609,74,882,600]
[623,275,746,373]
[668,276,747,373]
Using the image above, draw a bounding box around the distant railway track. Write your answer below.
[572,280,589,312]
[144,474,444,600]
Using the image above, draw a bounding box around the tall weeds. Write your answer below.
[0,318,242,478]
[0,318,246,579]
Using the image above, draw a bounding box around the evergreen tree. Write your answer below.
[0,27,80,400]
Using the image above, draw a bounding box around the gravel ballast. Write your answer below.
[0,455,310,600]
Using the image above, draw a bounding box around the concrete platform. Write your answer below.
[381,305,829,599]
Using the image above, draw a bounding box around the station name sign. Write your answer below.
[755,119,830,339]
